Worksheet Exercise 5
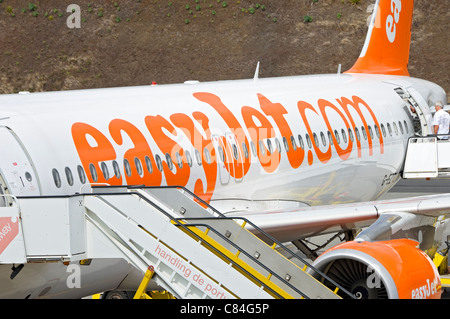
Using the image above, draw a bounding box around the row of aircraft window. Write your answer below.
[52,120,410,188]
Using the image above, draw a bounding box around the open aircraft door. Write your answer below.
[390,81,434,136]
[0,126,41,199]
[406,87,434,136]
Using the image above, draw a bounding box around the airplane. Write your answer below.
[0,0,448,299]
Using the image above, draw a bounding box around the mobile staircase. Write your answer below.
[0,186,353,299]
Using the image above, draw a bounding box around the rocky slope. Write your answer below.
[0,0,448,101]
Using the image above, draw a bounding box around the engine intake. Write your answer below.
[309,239,442,299]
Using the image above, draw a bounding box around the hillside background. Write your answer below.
[0,0,448,102]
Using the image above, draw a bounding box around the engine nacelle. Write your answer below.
[309,239,442,299]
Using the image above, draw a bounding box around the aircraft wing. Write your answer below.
[228,193,450,243]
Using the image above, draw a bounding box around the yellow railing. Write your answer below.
[178,220,295,299]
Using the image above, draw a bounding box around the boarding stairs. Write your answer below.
[403,135,450,179]
[0,186,352,299]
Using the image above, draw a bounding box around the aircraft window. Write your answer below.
[355,127,361,141]
[100,162,109,180]
[275,138,281,153]
[320,132,326,146]
[334,130,341,144]
[375,125,380,139]
[341,129,347,144]
[298,135,304,149]
[361,126,368,140]
[393,122,398,135]
[282,137,289,152]
[398,121,404,134]
[112,160,121,178]
[381,123,386,137]
[52,168,62,188]
[64,167,74,186]
[144,156,153,174]
[348,128,354,142]
[313,133,319,146]
[267,139,273,155]
[250,141,257,156]
[290,135,297,151]
[195,149,202,166]
[124,159,132,176]
[243,142,249,158]
[259,140,266,156]
[185,150,193,167]
[175,152,183,169]
[231,145,238,161]
[155,154,163,171]
[89,164,98,183]
[77,165,86,184]
[218,145,225,162]
[25,172,32,182]
[135,157,143,175]
[368,125,374,139]
[327,131,333,145]
[165,153,174,170]
[306,134,312,148]
[404,120,409,134]
[204,147,212,164]
[387,123,392,136]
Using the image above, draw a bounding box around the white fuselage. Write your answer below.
[0,74,428,204]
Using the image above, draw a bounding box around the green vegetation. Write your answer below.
[27,3,37,12]
[5,5,15,17]
[239,3,275,22]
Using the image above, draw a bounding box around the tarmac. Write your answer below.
[380,178,450,199]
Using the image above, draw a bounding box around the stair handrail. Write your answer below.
[123,185,355,298]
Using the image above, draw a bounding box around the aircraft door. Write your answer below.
[0,126,41,197]
[408,88,434,136]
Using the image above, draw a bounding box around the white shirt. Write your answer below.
[432,109,450,138]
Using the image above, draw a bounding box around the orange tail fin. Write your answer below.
[346,0,414,76]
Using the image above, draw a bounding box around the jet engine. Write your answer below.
[309,239,442,299]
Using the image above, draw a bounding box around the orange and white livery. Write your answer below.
[0,0,447,299]
[348,0,413,75]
